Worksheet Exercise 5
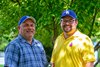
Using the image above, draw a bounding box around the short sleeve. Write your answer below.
[82,36,96,63]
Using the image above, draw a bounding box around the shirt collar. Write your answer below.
[18,34,34,44]
[61,30,80,39]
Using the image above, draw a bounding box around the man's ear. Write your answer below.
[18,26,20,30]
[75,20,78,25]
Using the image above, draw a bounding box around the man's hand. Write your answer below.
[86,62,94,67]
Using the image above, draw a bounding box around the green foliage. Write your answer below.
[99,49,100,59]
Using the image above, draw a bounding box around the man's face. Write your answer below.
[18,19,35,39]
[61,16,77,33]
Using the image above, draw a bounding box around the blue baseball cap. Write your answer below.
[18,16,36,26]
[61,10,77,19]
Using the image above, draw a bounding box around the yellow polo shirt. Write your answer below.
[51,30,95,67]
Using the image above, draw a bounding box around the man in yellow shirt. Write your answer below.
[50,10,95,67]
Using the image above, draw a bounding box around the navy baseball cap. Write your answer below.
[18,16,36,26]
[61,10,77,19]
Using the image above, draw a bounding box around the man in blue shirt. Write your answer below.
[4,16,48,67]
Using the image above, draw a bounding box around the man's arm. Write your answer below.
[52,63,55,67]
[86,62,94,67]
[4,43,19,67]
[48,63,54,67]
[38,42,48,67]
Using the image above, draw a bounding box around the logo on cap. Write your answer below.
[66,11,69,14]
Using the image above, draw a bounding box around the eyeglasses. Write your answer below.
[61,19,75,24]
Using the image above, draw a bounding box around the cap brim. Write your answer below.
[61,15,75,19]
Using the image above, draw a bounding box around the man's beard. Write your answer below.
[62,25,72,33]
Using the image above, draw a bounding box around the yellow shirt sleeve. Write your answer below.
[82,36,95,63]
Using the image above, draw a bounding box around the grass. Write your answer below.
[96,63,100,67]
[0,65,3,67]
